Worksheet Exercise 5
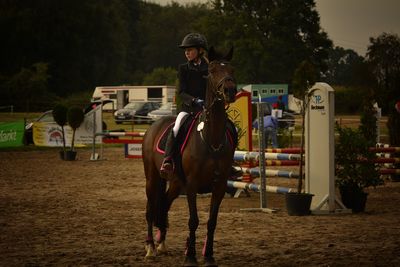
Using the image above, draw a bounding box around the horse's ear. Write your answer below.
[208,46,216,62]
[225,46,233,61]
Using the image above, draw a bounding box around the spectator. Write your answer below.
[276,95,285,111]
[253,114,279,148]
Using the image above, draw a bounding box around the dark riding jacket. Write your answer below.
[178,60,208,113]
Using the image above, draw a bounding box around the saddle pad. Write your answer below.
[156,113,238,155]
[156,113,198,154]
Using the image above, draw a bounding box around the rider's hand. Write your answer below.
[193,98,204,107]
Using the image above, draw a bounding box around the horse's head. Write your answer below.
[207,46,237,104]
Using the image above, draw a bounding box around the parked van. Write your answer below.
[91,85,176,111]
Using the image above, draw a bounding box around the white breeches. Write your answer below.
[172,111,189,137]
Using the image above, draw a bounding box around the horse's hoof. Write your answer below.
[156,241,168,255]
[204,256,218,267]
[144,244,156,259]
[183,255,198,266]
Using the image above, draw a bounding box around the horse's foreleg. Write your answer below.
[202,181,226,265]
[156,179,181,255]
[184,190,199,266]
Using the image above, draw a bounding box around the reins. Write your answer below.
[198,61,234,154]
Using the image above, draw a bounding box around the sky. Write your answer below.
[146,0,400,56]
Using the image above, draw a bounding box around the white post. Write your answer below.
[305,82,350,214]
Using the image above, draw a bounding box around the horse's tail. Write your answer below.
[153,178,168,229]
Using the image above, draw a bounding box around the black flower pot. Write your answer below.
[339,187,368,213]
[285,192,314,216]
[64,151,77,161]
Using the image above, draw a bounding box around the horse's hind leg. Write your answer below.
[144,166,165,258]
[145,200,156,258]
[145,176,158,258]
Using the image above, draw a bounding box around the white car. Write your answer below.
[148,102,174,121]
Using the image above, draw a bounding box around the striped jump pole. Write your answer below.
[373,158,400,164]
[234,151,301,162]
[265,160,300,166]
[263,148,302,154]
[236,166,300,179]
[227,180,296,194]
[371,144,400,153]
[101,131,146,137]
[380,169,400,175]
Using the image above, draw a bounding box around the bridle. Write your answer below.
[205,61,235,111]
[198,61,236,153]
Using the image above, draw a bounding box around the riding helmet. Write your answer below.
[179,33,208,51]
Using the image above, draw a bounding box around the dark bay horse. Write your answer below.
[142,47,237,266]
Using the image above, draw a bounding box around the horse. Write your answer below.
[142,46,237,267]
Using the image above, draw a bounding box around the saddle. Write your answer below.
[156,113,198,154]
[156,113,238,155]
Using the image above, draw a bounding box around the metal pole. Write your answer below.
[91,106,97,160]
[240,97,276,213]
[258,102,267,208]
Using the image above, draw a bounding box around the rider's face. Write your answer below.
[184,47,200,62]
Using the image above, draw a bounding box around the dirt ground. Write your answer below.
[1,147,400,267]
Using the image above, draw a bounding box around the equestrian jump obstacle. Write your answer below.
[230,83,399,213]
[230,144,400,213]
[91,131,146,159]
[234,148,400,175]
[229,150,302,198]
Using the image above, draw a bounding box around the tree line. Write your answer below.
[0,1,399,142]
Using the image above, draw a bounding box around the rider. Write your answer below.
[160,33,209,176]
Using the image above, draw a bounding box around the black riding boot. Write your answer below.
[160,131,176,176]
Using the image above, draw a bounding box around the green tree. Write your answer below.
[203,0,332,84]
[0,1,138,97]
[359,92,378,144]
[1,62,54,111]
[135,2,211,77]
[143,67,177,85]
[292,60,317,193]
[367,33,400,146]
[324,47,365,86]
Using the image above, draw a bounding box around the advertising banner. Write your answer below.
[33,105,103,147]
[227,91,253,151]
[0,121,25,148]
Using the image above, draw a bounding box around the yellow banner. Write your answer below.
[227,91,252,151]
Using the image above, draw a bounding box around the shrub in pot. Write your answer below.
[65,106,85,161]
[52,104,68,160]
[335,124,384,212]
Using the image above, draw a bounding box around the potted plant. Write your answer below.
[284,60,317,216]
[52,104,68,160]
[65,106,85,161]
[335,124,384,212]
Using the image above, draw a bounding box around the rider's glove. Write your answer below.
[193,98,204,107]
